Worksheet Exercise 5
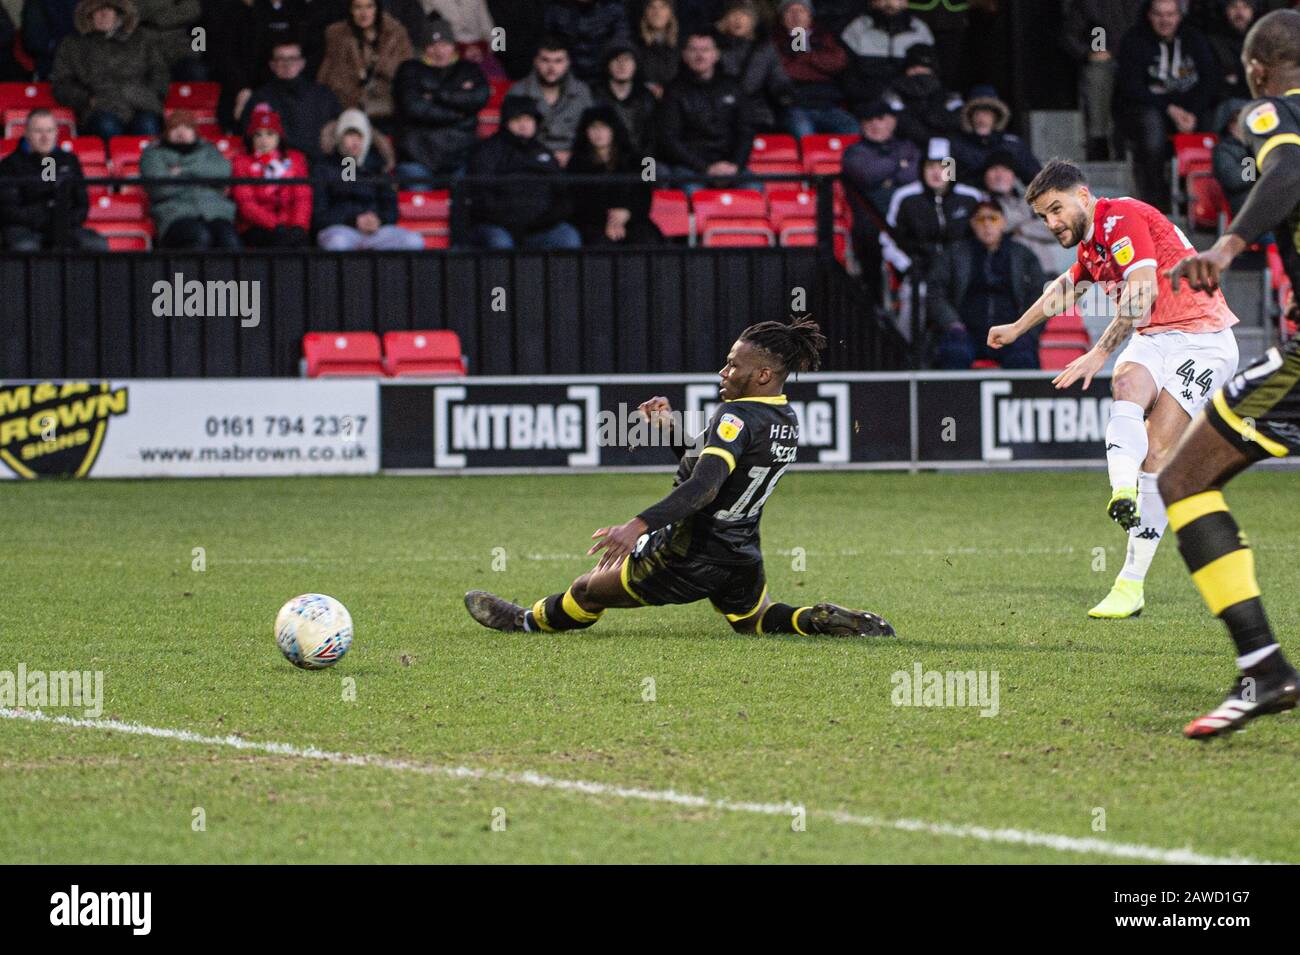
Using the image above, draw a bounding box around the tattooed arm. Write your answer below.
[1052,266,1158,390]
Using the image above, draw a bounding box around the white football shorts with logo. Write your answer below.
[1113,327,1240,417]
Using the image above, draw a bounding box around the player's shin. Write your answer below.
[523,588,605,632]
[1167,490,1285,672]
[1118,471,1169,582]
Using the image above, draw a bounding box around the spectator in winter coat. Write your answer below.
[1113,0,1219,211]
[657,29,757,193]
[543,0,632,84]
[464,94,580,249]
[51,0,169,139]
[425,0,504,79]
[882,138,982,278]
[1211,98,1254,217]
[0,108,108,250]
[949,85,1041,185]
[591,41,658,158]
[928,201,1046,370]
[141,109,240,249]
[22,0,81,78]
[392,17,489,182]
[313,108,424,249]
[567,104,662,245]
[317,0,413,132]
[231,105,313,246]
[774,0,856,138]
[882,42,962,149]
[716,0,791,131]
[636,0,680,96]
[1061,0,1142,160]
[1206,0,1260,97]
[981,151,1067,276]
[508,37,593,166]
[240,38,343,165]
[134,0,205,80]
[839,0,934,112]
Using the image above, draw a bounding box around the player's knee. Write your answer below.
[1157,468,1202,505]
[1110,372,1147,406]
[570,574,591,604]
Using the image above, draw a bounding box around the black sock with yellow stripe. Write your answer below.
[1167,490,1276,661]
[523,588,604,632]
[759,603,814,635]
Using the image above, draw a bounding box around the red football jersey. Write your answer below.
[1066,196,1237,335]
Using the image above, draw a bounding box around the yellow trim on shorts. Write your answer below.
[531,597,556,632]
[700,446,736,472]
[1166,490,1228,533]
[723,585,768,622]
[1192,548,1261,616]
[1212,391,1290,457]
[791,607,812,636]
[562,587,603,623]
[1257,133,1300,169]
[619,555,649,605]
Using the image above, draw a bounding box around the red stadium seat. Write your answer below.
[692,188,773,246]
[59,135,109,179]
[3,105,75,138]
[397,190,450,246]
[1187,171,1230,232]
[302,332,385,377]
[800,133,859,174]
[650,188,690,239]
[1171,132,1217,177]
[108,135,155,178]
[970,359,999,369]
[476,108,499,139]
[0,81,56,111]
[487,78,510,107]
[85,192,153,249]
[0,136,19,159]
[382,330,467,376]
[749,133,801,176]
[1045,309,1087,336]
[165,82,220,123]
[767,188,816,244]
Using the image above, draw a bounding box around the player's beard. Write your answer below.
[1057,208,1088,249]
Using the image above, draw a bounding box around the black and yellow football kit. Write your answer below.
[620,396,800,623]
[1205,89,1300,460]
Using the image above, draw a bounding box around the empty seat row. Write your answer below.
[303,330,467,377]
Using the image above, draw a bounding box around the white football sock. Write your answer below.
[1106,400,1147,492]
[1119,471,1168,583]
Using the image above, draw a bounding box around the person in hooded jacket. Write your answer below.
[141,109,240,249]
[51,0,169,139]
[567,103,663,245]
[464,94,580,249]
[715,0,791,131]
[839,0,934,111]
[231,105,313,246]
[317,0,414,133]
[636,0,680,96]
[882,139,982,279]
[591,40,658,157]
[949,84,1041,185]
[881,42,962,149]
[1113,0,1219,211]
[240,37,343,166]
[0,107,107,250]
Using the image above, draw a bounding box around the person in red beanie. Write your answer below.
[231,105,313,247]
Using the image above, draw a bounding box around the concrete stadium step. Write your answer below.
[1234,326,1274,367]
[1028,110,1084,163]
[1075,161,1133,197]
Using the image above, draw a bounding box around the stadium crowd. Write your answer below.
[0,0,1292,365]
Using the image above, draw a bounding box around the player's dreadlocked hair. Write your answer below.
[1245,9,1300,70]
[739,317,827,376]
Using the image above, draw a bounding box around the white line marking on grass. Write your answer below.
[0,707,1274,865]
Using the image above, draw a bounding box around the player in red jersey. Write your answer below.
[986,159,1240,619]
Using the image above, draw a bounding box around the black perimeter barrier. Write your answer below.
[0,172,910,378]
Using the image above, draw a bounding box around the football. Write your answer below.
[275,594,353,670]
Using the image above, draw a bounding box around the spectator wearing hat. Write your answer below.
[141,109,241,249]
[841,98,918,293]
[636,0,681,97]
[51,0,169,140]
[657,28,758,194]
[422,0,505,79]
[464,94,581,249]
[592,41,658,157]
[774,0,856,139]
[1212,97,1255,217]
[392,16,489,184]
[0,108,108,251]
[317,0,414,133]
[313,107,424,250]
[1061,0,1142,161]
[882,137,982,279]
[880,42,963,149]
[716,0,791,131]
[568,104,663,245]
[928,200,1046,370]
[240,38,343,166]
[980,151,1066,275]
[543,0,633,84]
[1113,0,1218,212]
[1207,0,1260,96]
[231,105,313,246]
[508,36,594,166]
[949,85,1040,185]
[839,0,934,111]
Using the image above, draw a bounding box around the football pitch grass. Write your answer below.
[3,469,1299,864]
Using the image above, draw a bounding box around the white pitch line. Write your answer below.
[0,707,1275,865]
